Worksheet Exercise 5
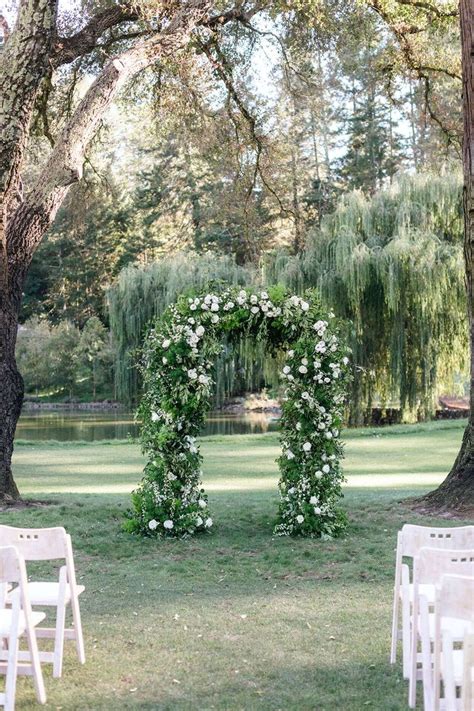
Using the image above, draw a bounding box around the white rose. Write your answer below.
[205,517,213,528]
[162,339,171,349]
[250,294,258,304]
[322,464,330,474]
[286,451,295,460]
[187,369,198,380]
[261,291,269,300]
[190,304,197,311]
[198,374,209,385]
[288,487,295,495]
[296,514,304,524]
[290,295,299,307]
[163,520,174,530]
[325,432,333,439]
[283,365,291,375]
[301,391,309,400]
[303,442,312,452]
[211,314,219,324]
[151,411,160,422]
[162,357,168,365]
[299,365,308,374]
[211,303,219,312]
[296,422,302,431]
[198,499,207,508]
[302,358,308,366]
[343,356,349,365]
[196,516,204,527]
[288,350,295,357]
[314,507,321,515]
[251,306,259,314]
[148,519,158,530]
[195,325,205,337]
[301,301,309,311]
[315,470,323,478]
[309,496,318,505]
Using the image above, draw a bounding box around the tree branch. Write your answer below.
[7,0,214,277]
[198,35,292,216]
[51,4,141,67]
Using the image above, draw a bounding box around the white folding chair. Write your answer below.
[433,575,474,711]
[0,545,46,710]
[0,526,85,678]
[409,551,474,709]
[462,632,474,711]
[390,524,474,678]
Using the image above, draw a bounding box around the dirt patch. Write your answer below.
[0,499,55,513]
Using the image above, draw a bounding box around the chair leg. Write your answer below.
[26,626,46,704]
[4,631,19,711]
[70,594,85,665]
[390,585,400,664]
[409,603,419,708]
[53,597,67,678]
[402,567,411,679]
[420,597,433,711]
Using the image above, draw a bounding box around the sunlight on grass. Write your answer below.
[5,420,471,710]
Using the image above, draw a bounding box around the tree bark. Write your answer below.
[417,0,474,513]
[0,279,24,502]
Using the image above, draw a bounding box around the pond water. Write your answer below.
[16,410,280,442]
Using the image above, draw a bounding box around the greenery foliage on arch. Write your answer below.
[125,286,351,539]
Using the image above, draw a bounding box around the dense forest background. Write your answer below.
[15,2,467,422]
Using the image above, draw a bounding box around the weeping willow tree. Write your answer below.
[268,173,468,423]
[107,252,275,403]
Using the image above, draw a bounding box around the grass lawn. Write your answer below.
[3,419,471,710]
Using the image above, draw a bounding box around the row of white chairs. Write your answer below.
[390,523,474,710]
[0,526,85,710]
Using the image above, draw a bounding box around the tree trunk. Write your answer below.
[0,281,23,502]
[417,0,474,513]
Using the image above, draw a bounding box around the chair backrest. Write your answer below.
[0,546,24,585]
[414,548,474,587]
[438,574,474,624]
[401,524,474,558]
[0,526,68,561]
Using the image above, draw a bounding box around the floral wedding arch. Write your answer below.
[125,286,351,539]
